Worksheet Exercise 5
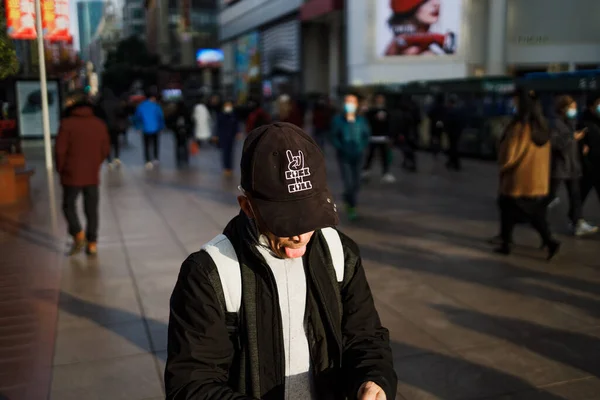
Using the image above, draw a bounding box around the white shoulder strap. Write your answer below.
[201,234,242,313]
[321,227,344,282]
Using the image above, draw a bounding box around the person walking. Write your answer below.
[97,88,123,168]
[580,93,600,206]
[312,95,334,151]
[428,93,445,159]
[444,96,465,171]
[549,95,597,236]
[135,88,165,170]
[192,98,212,147]
[167,100,192,167]
[495,89,560,259]
[165,122,396,400]
[55,92,110,256]
[216,99,239,177]
[245,98,271,133]
[362,94,395,183]
[331,93,371,220]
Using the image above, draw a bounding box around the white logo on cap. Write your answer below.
[285,150,312,193]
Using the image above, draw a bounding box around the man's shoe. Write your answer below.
[546,240,561,261]
[69,231,86,255]
[86,242,98,257]
[573,220,598,237]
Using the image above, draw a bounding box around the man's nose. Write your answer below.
[291,233,311,243]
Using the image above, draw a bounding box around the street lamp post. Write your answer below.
[34,0,53,171]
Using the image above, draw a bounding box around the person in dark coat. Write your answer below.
[444,95,465,171]
[97,88,124,167]
[216,99,239,177]
[167,100,192,167]
[428,93,446,158]
[165,123,396,400]
[550,95,598,236]
[363,94,395,183]
[579,93,600,206]
[55,93,110,256]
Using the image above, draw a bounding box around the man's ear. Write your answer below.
[238,196,254,218]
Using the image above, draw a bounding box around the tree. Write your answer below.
[0,2,19,79]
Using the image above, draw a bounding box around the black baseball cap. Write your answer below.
[240,122,339,237]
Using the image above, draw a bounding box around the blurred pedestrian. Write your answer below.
[312,95,334,151]
[167,100,192,167]
[495,89,560,259]
[245,98,271,133]
[549,95,597,236]
[192,97,213,147]
[396,96,420,172]
[330,93,371,220]
[428,93,445,159]
[135,88,165,170]
[580,93,600,206]
[275,94,304,127]
[216,99,239,177]
[55,92,110,256]
[444,95,465,171]
[363,94,395,183]
[98,88,123,167]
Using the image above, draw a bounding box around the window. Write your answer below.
[131,8,144,19]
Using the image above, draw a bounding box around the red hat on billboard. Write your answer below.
[391,0,426,13]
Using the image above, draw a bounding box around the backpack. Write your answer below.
[201,227,345,317]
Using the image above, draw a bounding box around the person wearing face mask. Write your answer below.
[216,100,240,177]
[330,93,372,221]
[549,95,598,236]
[166,123,396,400]
[579,93,600,206]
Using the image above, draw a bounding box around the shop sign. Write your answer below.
[42,0,71,42]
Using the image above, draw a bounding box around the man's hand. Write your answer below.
[574,128,587,141]
[357,381,386,400]
[583,145,590,155]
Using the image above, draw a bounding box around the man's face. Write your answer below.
[238,195,315,259]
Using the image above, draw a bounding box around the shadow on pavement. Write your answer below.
[392,342,567,400]
[434,305,600,378]
[58,291,167,361]
[0,214,64,254]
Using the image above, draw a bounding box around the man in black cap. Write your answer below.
[165,122,396,400]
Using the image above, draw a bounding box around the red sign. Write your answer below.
[5,0,37,40]
[42,0,71,42]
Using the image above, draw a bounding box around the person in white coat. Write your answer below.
[192,99,212,146]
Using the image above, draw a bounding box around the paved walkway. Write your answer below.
[1,132,600,400]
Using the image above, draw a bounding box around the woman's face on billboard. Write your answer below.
[415,0,441,26]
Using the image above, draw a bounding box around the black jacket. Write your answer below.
[165,214,396,400]
[366,107,392,137]
[550,118,582,179]
[580,110,600,171]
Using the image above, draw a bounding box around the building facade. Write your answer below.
[346,0,600,86]
[122,0,146,39]
[77,1,105,61]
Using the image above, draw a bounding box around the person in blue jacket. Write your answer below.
[135,88,165,169]
[216,99,239,177]
[330,93,371,220]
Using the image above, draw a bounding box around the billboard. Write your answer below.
[375,0,462,57]
[5,0,37,40]
[235,31,260,103]
[5,0,71,41]
[16,80,60,138]
[42,0,72,42]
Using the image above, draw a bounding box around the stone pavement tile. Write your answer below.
[376,302,450,358]
[57,277,142,331]
[136,273,178,320]
[147,315,169,353]
[489,377,600,400]
[393,349,566,400]
[60,251,131,280]
[126,245,186,278]
[53,320,151,366]
[457,342,589,388]
[428,279,600,336]
[0,368,52,400]
[50,354,163,400]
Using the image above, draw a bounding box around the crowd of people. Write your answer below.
[53,86,599,259]
[493,89,600,259]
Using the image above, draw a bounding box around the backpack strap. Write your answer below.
[201,234,242,313]
[321,227,344,283]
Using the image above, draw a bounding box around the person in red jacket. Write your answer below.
[55,93,110,256]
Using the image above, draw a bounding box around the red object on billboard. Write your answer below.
[5,0,38,40]
[43,0,72,42]
[390,0,425,13]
